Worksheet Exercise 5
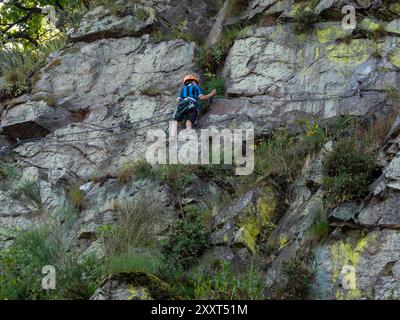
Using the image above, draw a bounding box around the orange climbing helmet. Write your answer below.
[183,74,199,85]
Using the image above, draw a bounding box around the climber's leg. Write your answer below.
[186,109,198,129]
[169,120,179,138]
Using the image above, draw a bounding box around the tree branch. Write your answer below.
[11,1,43,14]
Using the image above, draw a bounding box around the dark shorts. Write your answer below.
[173,102,199,124]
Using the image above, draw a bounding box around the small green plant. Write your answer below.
[0,228,60,299]
[386,85,400,102]
[9,180,43,212]
[323,139,380,202]
[289,1,320,34]
[136,8,150,21]
[204,74,225,96]
[0,162,19,179]
[195,26,243,75]
[151,19,197,43]
[59,253,103,300]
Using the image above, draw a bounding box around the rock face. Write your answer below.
[70,5,156,43]
[1,0,400,300]
[214,24,399,134]
[313,229,400,300]
[211,185,279,255]
[1,101,75,140]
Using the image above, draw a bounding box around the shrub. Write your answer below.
[0,227,102,300]
[323,139,379,202]
[162,206,210,271]
[195,26,243,74]
[9,180,43,212]
[0,228,60,299]
[276,255,314,300]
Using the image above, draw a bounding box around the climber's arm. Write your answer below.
[199,89,217,101]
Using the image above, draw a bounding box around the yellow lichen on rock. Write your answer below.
[390,3,400,14]
[127,286,152,300]
[359,17,386,32]
[326,39,375,65]
[235,186,277,253]
[330,236,368,300]
[316,24,346,43]
[390,48,400,68]
[279,234,289,250]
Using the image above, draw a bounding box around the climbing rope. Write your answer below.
[0,111,174,157]
[0,88,385,157]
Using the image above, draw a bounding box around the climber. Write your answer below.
[169,74,217,138]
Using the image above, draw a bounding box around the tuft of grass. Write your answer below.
[136,7,150,21]
[386,86,400,103]
[9,180,43,212]
[99,197,160,258]
[0,35,68,96]
[107,249,164,275]
[185,259,267,300]
[195,25,244,75]
[306,202,329,243]
[139,87,162,96]
[0,162,19,179]
[117,159,153,184]
[153,164,195,194]
[68,186,86,209]
[288,1,320,34]
[59,203,79,231]
[254,122,327,183]
[151,20,197,43]
[46,95,57,107]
